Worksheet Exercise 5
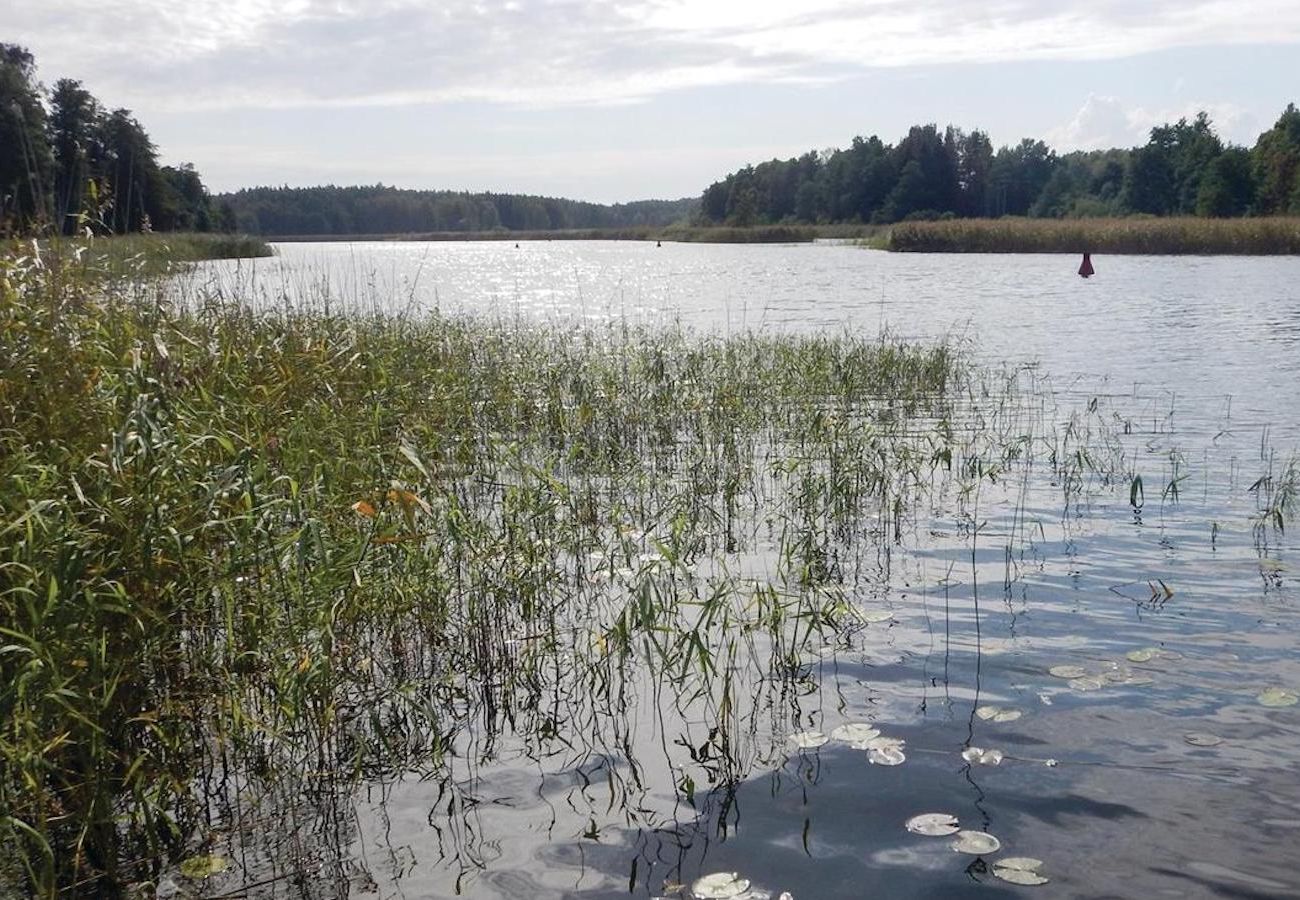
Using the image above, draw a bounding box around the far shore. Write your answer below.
[262,223,883,244]
[255,216,1300,254]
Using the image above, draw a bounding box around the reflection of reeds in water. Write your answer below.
[0,243,1291,896]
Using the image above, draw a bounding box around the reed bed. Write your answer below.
[885,216,1300,254]
[0,242,981,895]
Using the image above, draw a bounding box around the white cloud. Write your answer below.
[14,0,1300,113]
[1045,94,1146,150]
[1047,93,1263,151]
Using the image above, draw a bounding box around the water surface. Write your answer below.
[187,242,1300,899]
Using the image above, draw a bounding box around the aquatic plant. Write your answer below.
[884,216,1300,254]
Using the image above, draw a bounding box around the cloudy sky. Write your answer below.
[10,1,1300,200]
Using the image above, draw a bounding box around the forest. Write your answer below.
[218,185,696,236]
[698,105,1300,226]
[0,43,234,235]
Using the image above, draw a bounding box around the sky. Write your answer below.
[8,0,1300,202]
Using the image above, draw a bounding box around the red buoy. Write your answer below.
[1078,252,1095,278]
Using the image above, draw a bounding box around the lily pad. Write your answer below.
[862,610,894,623]
[1125,647,1159,663]
[868,746,906,766]
[830,723,881,746]
[961,746,1004,766]
[906,813,960,836]
[1113,673,1155,686]
[1048,665,1087,679]
[993,857,1049,886]
[691,872,751,899]
[976,705,1022,723]
[1068,676,1106,692]
[1256,688,1299,708]
[179,855,230,880]
[952,830,1001,855]
[865,736,905,751]
[788,730,828,749]
[1184,732,1223,747]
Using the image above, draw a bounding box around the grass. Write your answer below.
[0,239,970,895]
[13,232,275,280]
[883,217,1300,254]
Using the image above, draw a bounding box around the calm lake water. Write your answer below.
[189,242,1300,899]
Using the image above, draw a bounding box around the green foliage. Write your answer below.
[1,46,227,238]
[0,44,54,231]
[219,184,697,236]
[1197,148,1256,217]
[700,105,1299,226]
[1251,103,1300,215]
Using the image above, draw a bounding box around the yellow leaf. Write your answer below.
[179,854,230,879]
[351,499,376,518]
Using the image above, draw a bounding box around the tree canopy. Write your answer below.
[218,185,695,236]
[1,44,232,236]
[695,104,1300,226]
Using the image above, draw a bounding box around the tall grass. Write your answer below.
[885,216,1300,254]
[1,241,968,895]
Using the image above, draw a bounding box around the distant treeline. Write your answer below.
[699,106,1300,226]
[219,185,697,236]
[0,44,233,236]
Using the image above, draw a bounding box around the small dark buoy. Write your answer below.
[656,240,661,247]
[515,242,520,249]
[1078,252,1094,278]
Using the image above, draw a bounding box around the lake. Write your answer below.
[185,241,1300,899]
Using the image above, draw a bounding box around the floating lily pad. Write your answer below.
[868,746,906,766]
[1157,649,1183,661]
[1184,732,1223,747]
[961,746,1004,766]
[1048,665,1087,679]
[179,855,230,880]
[788,730,828,749]
[1256,688,1299,708]
[993,857,1049,886]
[1125,648,1159,663]
[952,830,1001,855]
[865,736,905,752]
[830,723,881,746]
[906,813,960,836]
[976,705,1023,723]
[1068,676,1106,692]
[691,872,751,899]
[862,610,894,624]
[1113,673,1155,686]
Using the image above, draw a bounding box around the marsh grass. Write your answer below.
[1,241,971,895]
[884,217,1300,254]
[13,232,274,282]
